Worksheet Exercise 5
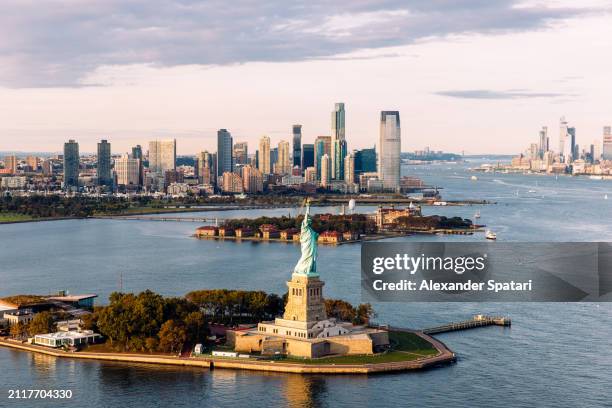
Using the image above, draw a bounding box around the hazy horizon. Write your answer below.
[1,1,611,155]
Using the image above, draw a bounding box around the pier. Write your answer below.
[422,315,511,335]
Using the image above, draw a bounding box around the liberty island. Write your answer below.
[231,201,391,358]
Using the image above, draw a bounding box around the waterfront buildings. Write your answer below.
[197,151,215,185]
[378,111,401,191]
[304,166,316,183]
[233,141,248,165]
[63,139,80,190]
[217,129,233,178]
[258,135,271,175]
[539,127,549,158]
[315,136,332,181]
[148,139,176,176]
[4,155,17,174]
[292,125,302,170]
[354,147,377,177]
[222,171,243,193]
[97,139,112,187]
[115,154,140,187]
[302,144,314,169]
[344,152,355,185]
[559,117,568,158]
[26,156,38,171]
[320,153,331,187]
[334,139,347,180]
[331,103,345,179]
[275,140,291,175]
[242,164,264,193]
[604,126,612,160]
[131,145,144,186]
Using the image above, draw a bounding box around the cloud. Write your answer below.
[0,0,605,87]
[434,89,577,99]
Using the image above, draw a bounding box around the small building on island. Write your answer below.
[229,203,389,359]
[235,227,254,238]
[259,224,280,240]
[196,226,218,237]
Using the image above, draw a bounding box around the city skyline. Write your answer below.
[1,1,612,154]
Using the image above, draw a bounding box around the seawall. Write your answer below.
[0,332,455,375]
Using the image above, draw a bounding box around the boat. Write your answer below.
[590,175,603,180]
[485,230,497,240]
[606,194,609,200]
[471,176,478,181]
[474,211,481,219]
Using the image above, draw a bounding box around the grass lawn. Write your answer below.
[389,331,437,353]
[0,212,36,222]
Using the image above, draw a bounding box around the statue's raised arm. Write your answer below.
[293,201,318,276]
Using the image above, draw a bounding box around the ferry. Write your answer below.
[485,230,497,240]
[471,176,478,181]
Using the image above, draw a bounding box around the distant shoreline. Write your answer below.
[0,331,455,374]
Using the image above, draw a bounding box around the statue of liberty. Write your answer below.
[294,199,318,277]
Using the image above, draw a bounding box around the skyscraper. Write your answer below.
[217,129,233,177]
[302,144,314,169]
[149,139,176,175]
[331,103,345,179]
[333,139,347,180]
[378,111,401,191]
[97,139,112,187]
[233,142,248,165]
[314,136,331,181]
[115,154,140,187]
[344,152,355,185]
[603,126,612,160]
[538,126,548,158]
[63,139,79,190]
[320,154,331,187]
[559,117,568,158]
[197,151,215,184]
[258,135,271,174]
[292,125,302,170]
[564,127,576,163]
[242,164,264,193]
[276,140,291,175]
[354,147,376,176]
[131,145,144,186]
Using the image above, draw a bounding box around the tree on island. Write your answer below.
[158,320,187,354]
[27,311,56,336]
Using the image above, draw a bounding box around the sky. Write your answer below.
[1,0,611,155]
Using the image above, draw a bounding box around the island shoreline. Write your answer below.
[0,330,455,375]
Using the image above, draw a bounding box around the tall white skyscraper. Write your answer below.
[115,154,140,186]
[275,140,291,175]
[378,111,401,191]
[344,152,355,185]
[320,154,331,187]
[148,139,176,175]
[559,117,568,157]
[330,103,345,179]
[258,135,271,174]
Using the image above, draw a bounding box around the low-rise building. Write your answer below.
[196,226,218,237]
[235,227,254,238]
[280,228,299,240]
[259,224,279,239]
[218,227,235,237]
[318,231,343,244]
[3,309,34,326]
[34,330,101,348]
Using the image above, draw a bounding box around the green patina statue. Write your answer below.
[293,201,319,277]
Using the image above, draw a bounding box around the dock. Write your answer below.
[422,315,511,335]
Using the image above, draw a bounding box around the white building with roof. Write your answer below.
[34,331,101,348]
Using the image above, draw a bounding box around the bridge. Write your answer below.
[95,215,226,223]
